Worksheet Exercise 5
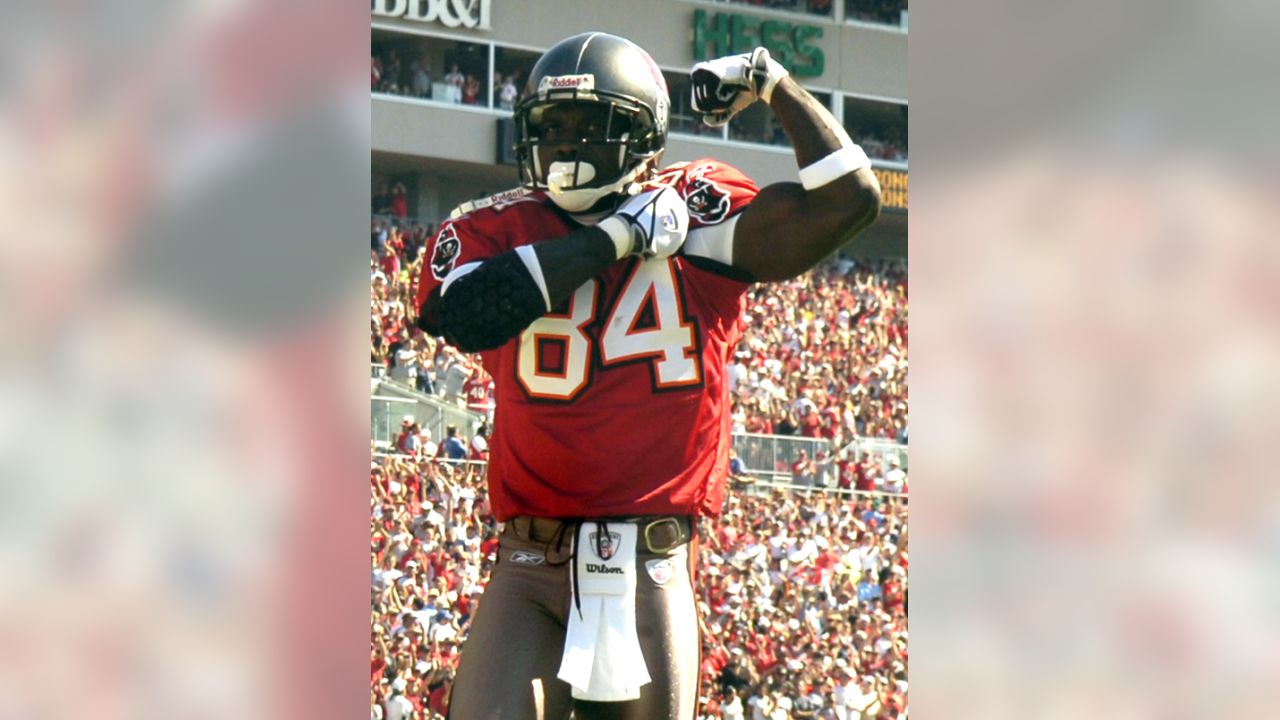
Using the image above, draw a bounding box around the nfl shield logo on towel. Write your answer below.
[645,559,674,585]
[590,531,622,561]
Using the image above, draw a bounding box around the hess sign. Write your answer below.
[693,9,824,77]
[371,0,493,30]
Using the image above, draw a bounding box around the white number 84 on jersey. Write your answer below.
[517,258,701,400]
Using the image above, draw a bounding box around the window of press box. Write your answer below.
[372,29,491,107]
[842,96,907,163]
[493,47,540,112]
[708,0,835,18]
[728,90,832,148]
[845,0,908,28]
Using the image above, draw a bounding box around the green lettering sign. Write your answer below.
[692,9,730,59]
[793,25,824,77]
[729,14,759,55]
[760,21,794,69]
[692,11,825,78]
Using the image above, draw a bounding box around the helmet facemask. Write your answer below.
[516,90,666,213]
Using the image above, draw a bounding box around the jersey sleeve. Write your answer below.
[676,158,759,270]
[413,212,509,335]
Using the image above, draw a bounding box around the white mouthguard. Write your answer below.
[546,161,598,194]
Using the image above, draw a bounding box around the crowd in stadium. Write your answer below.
[370,449,907,720]
[732,256,908,452]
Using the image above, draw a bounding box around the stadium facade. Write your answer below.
[372,0,906,256]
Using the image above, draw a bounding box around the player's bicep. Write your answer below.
[730,181,809,279]
[732,168,880,282]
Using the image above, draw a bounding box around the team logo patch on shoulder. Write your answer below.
[645,558,674,585]
[509,550,545,565]
[683,171,731,224]
[430,223,462,281]
[590,530,622,561]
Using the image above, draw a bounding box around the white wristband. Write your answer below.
[596,216,633,260]
[798,145,871,191]
[514,245,552,312]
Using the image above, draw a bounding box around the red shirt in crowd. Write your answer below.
[391,187,408,218]
[463,369,494,415]
[380,250,400,279]
[800,412,822,438]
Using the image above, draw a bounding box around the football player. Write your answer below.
[414,32,881,720]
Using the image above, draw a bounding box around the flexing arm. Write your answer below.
[691,49,882,282]
[733,76,882,281]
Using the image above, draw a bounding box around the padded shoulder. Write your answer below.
[448,187,541,220]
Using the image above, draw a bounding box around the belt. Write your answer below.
[509,515,694,554]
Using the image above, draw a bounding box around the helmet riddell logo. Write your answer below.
[538,74,596,94]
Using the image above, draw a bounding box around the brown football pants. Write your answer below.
[447,517,701,720]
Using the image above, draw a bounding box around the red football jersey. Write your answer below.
[416,159,758,520]
[462,372,493,414]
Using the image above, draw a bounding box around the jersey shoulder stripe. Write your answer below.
[448,187,541,220]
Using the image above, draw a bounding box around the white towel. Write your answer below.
[557,522,652,701]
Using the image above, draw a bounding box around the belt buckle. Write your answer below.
[643,517,684,554]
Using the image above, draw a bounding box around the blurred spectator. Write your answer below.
[845,0,907,26]
[497,73,518,111]
[373,184,392,216]
[882,456,906,494]
[395,417,420,456]
[462,364,494,418]
[438,425,467,461]
[468,425,489,463]
[390,182,409,218]
[412,57,433,98]
[444,64,464,101]
[850,675,881,718]
[721,685,747,719]
[791,449,817,487]
[728,448,753,488]
[385,678,413,720]
[418,427,439,459]
[462,74,481,105]
[806,0,833,16]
